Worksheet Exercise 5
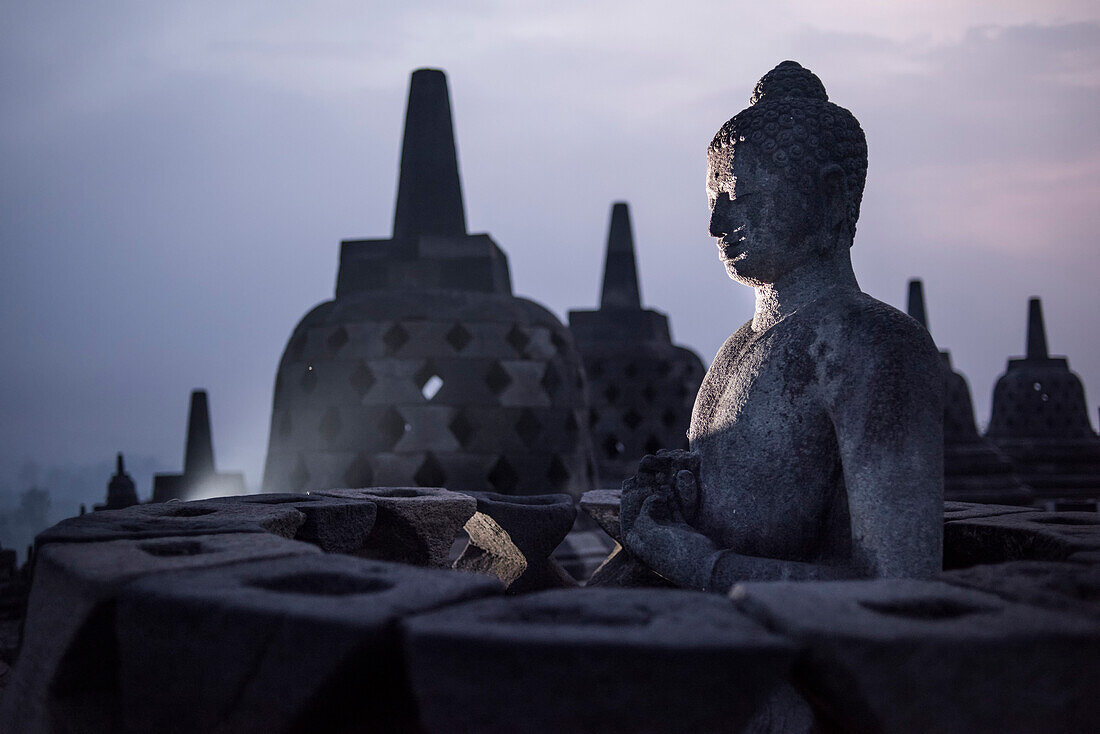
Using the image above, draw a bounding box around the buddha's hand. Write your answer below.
[621,449,714,588]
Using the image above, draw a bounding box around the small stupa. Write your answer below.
[906,280,1030,504]
[94,453,140,510]
[153,390,245,502]
[568,203,705,487]
[262,69,596,496]
[986,298,1100,502]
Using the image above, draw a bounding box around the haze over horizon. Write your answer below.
[2,1,1099,520]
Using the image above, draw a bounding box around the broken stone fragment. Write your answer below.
[1,533,319,734]
[579,488,668,587]
[456,491,577,591]
[202,493,377,554]
[115,554,502,733]
[35,500,307,548]
[731,578,1100,734]
[402,588,796,733]
[944,510,1100,568]
[312,487,476,567]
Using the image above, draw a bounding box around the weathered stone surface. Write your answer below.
[403,588,797,733]
[623,62,943,590]
[115,554,502,733]
[944,510,1100,568]
[579,488,622,541]
[456,511,527,587]
[942,500,1036,522]
[941,561,1100,620]
[457,491,577,591]
[313,487,475,567]
[202,493,377,554]
[36,500,306,547]
[1,533,318,734]
[731,578,1100,734]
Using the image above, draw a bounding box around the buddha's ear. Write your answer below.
[816,164,850,253]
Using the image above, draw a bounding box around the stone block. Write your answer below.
[941,560,1100,620]
[202,493,377,554]
[402,588,797,733]
[944,510,1100,568]
[579,489,668,587]
[456,492,577,591]
[115,554,502,733]
[579,488,622,541]
[312,487,476,567]
[1,533,318,734]
[731,578,1100,734]
[942,501,1037,522]
[36,500,306,547]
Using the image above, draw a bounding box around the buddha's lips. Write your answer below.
[719,242,746,261]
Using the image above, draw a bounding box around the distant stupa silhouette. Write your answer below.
[986,298,1100,502]
[95,453,140,510]
[153,390,245,502]
[906,280,1030,504]
[568,203,705,487]
[262,69,597,496]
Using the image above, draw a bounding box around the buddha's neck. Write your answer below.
[752,250,859,331]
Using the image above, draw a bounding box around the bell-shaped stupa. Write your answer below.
[95,453,140,510]
[568,203,705,488]
[906,280,1030,504]
[262,69,596,496]
[986,298,1100,502]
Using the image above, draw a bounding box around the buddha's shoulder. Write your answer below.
[801,290,939,367]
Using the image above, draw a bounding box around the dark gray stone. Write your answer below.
[1,533,318,734]
[941,560,1100,620]
[402,588,797,734]
[568,203,706,488]
[153,390,245,502]
[115,554,502,734]
[986,298,1100,501]
[261,68,598,499]
[36,500,306,547]
[579,489,668,587]
[943,500,1036,522]
[907,280,1032,505]
[202,493,377,554]
[579,488,623,542]
[944,510,1100,568]
[731,578,1100,734]
[456,491,577,591]
[622,62,943,591]
[313,486,475,567]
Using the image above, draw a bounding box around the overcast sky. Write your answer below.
[2,0,1099,511]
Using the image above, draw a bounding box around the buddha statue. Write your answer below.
[620,62,944,591]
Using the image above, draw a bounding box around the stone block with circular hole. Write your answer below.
[730,578,1100,734]
[35,500,307,547]
[114,553,502,734]
[944,510,1100,569]
[941,560,1100,620]
[202,493,377,554]
[578,489,668,588]
[402,588,797,734]
[311,487,476,567]
[456,492,577,591]
[0,533,319,734]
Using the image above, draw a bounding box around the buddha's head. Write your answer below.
[707,61,867,287]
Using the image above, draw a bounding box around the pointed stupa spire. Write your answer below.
[907,279,928,330]
[392,68,466,240]
[599,202,642,310]
[1026,297,1048,360]
[183,390,215,476]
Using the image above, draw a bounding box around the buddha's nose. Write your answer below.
[709,195,731,238]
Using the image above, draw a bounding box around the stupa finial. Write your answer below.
[392,68,466,240]
[184,390,215,476]
[599,203,642,310]
[907,279,928,330]
[1026,297,1048,360]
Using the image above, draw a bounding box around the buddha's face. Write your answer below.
[706,145,820,287]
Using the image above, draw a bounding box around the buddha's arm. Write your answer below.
[822,320,944,578]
